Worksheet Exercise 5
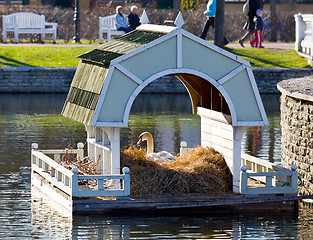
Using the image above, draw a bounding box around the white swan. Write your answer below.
[137,132,175,162]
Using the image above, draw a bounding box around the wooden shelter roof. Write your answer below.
[62,27,168,125]
[62,23,268,127]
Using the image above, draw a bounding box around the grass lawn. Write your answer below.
[226,48,311,68]
[0,45,311,68]
[0,46,94,67]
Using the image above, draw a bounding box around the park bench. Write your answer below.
[99,14,128,44]
[2,12,57,43]
[99,11,149,43]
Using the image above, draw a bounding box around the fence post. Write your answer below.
[180,141,188,156]
[122,167,130,197]
[72,167,79,197]
[290,164,298,194]
[31,143,39,165]
[77,142,84,161]
[240,165,248,194]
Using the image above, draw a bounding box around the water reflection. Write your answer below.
[0,93,311,239]
[30,186,300,239]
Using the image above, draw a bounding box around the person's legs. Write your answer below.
[250,31,258,46]
[117,27,133,33]
[200,17,214,40]
[256,31,263,48]
[200,18,212,40]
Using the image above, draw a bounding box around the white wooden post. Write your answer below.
[110,127,120,175]
[233,126,248,193]
[72,167,79,197]
[180,141,188,156]
[290,164,298,191]
[77,142,84,161]
[294,13,305,52]
[122,167,130,196]
[240,165,248,194]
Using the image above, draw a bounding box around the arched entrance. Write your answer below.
[62,22,268,192]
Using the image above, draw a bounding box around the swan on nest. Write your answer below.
[137,132,175,162]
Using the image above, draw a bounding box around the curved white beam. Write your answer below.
[122,68,239,126]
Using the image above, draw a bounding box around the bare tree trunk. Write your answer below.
[214,0,224,47]
[270,0,277,42]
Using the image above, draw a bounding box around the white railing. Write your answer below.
[295,13,313,63]
[87,138,112,174]
[31,143,130,199]
[240,165,298,196]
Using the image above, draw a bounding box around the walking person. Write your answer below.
[250,9,264,48]
[115,6,133,33]
[238,0,263,47]
[128,6,141,30]
[200,0,229,45]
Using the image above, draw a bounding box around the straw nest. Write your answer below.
[120,146,232,197]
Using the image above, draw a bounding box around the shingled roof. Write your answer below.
[62,27,170,125]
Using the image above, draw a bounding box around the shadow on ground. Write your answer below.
[0,56,34,67]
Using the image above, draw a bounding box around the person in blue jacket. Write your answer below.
[200,0,216,40]
[200,0,228,45]
[115,6,132,33]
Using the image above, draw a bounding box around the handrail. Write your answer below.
[31,143,130,199]
[240,164,298,196]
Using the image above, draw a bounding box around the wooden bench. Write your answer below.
[99,14,128,44]
[99,11,149,43]
[3,12,57,43]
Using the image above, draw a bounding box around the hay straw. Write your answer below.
[120,146,232,197]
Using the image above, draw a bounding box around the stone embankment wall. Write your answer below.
[0,67,313,94]
[278,76,313,196]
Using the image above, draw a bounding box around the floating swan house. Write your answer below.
[31,13,302,214]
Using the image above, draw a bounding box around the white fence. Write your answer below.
[295,13,313,64]
[87,138,111,175]
[31,143,130,198]
[180,142,298,196]
[240,164,298,196]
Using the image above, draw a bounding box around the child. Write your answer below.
[115,6,132,33]
[250,9,264,48]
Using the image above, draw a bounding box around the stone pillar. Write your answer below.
[278,77,313,196]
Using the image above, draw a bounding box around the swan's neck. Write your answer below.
[146,134,154,154]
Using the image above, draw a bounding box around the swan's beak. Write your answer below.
[137,137,142,145]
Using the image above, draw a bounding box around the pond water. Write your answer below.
[0,93,312,239]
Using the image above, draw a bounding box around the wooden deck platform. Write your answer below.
[73,194,308,215]
[32,170,313,216]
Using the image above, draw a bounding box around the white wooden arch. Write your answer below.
[90,25,268,128]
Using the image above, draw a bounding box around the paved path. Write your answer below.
[227,42,294,51]
[0,42,295,50]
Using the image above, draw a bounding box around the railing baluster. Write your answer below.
[266,176,272,187]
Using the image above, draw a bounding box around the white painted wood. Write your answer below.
[246,67,269,126]
[136,24,176,33]
[99,14,127,43]
[232,126,248,193]
[2,12,57,43]
[115,64,143,84]
[32,148,130,198]
[218,65,246,85]
[140,10,149,24]
[179,28,251,67]
[174,12,184,28]
[240,166,298,195]
[121,68,239,127]
[177,34,183,68]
